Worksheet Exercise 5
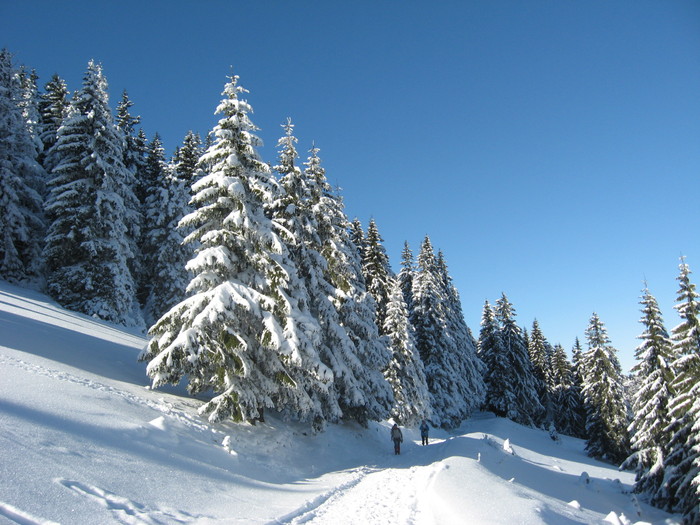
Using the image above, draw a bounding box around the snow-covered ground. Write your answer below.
[0,281,680,524]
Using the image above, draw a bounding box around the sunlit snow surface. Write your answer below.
[0,281,680,524]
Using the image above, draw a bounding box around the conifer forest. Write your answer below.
[1,49,699,522]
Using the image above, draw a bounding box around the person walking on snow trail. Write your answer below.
[419,420,429,446]
[391,423,403,455]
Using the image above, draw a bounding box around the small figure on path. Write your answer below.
[419,420,429,446]
[391,423,403,455]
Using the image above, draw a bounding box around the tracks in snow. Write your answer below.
[271,459,443,525]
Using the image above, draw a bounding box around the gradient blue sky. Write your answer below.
[4,1,700,371]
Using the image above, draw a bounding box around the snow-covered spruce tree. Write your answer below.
[361,218,393,334]
[16,67,42,158]
[268,119,335,428]
[383,276,431,426]
[143,76,328,424]
[43,61,141,325]
[494,294,543,426]
[349,217,366,259]
[622,286,675,504]
[303,144,393,426]
[114,91,145,277]
[398,241,415,313]
[528,319,552,426]
[0,49,46,285]
[659,259,700,520]
[140,133,191,325]
[549,343,584,437]
[173,130,203,187]
[412,236,481,428]
[37,74,69,176]
[478,300,509,416]
[580,313,630,464]
[435,250,485,415]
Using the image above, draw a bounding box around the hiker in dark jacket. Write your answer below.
[419,420,429,446]
[391,423,403,455]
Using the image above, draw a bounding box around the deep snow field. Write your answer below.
[0,280,681,524]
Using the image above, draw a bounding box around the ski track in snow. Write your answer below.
[0,500,60,525]
[0,352,208,434]
[56,479,207,525]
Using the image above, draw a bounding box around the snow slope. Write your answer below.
[0,281,680,524]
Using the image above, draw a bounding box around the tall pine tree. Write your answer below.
[143,77,328,424]
[623,285,675,504]
[494,294,543,426]
[361,218,393,334]
[0,49,45,285]
[660,258,700,520]
[580,313,630,463]
[44,61,140,325]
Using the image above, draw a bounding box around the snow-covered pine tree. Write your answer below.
[37,74,69,176]
[528,319,551,425]
[114,90,145,278]
[383,276,431,426]
[622,285,675,504]
[43,60,141,325]
[549,343,584,437]
[143,76,328,424]
[398,241,415,313]
[435,249,485,417]
[172,130,203,187]
[0,49,46,285]
[16,67,42,157]
[139,133,191,324]
[494,293,543,426]
[303,144,393,426]
[478,300,509,416]
[580,313,630,464]
[349,217,366,259]
[659,258,700,520]
[268,119,335,428]
[361,218,393,334]
[412,237,479,428]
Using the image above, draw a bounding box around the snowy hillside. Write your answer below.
[0,281,680,525]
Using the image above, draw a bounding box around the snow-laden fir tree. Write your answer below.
[361,218,393,334]
[435,250,485,416]
[16,67,42,158]
[622,285,675,504]
[0,49,46,285]
[349,217,366,259]
[659,258,700,520]
[478,300,509,415]
[43,60,141,326]
[268,119,336,428]
[493,294,543,426]
[173,130,203,187]
[549,343,584,437]
[37,74,69,176]
[143,76,328,424]
[580,313,630,463]
[412,236,482,428]
[528,319,551,425]
[383,276,431,426]
[303,143,393,426]
[139,133,191,325]
[114,90,145,279]
[398,241,415,313]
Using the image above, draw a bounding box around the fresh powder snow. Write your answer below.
[0,280,680,524]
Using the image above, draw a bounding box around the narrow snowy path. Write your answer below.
[271,439,452,525]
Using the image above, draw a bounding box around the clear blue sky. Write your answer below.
[4,0,700,371]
